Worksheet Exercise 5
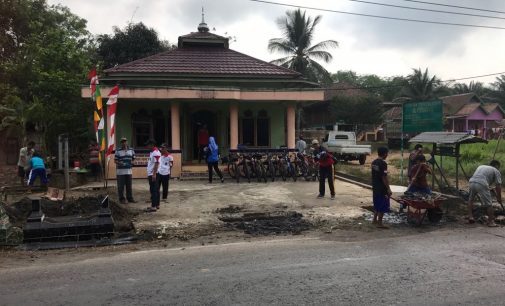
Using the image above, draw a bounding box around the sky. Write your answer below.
[48,0,505,85]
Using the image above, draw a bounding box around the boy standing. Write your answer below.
[145,139,161,211]
[371,147,392,229]
[157,144,173,202]
[27,152,48,193]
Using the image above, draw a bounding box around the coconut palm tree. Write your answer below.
[401,68,443,101]
[268,9,338,84]
[452,81,486,96]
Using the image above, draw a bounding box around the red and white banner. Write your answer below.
[106,85,119,157]
[88,67,98,98]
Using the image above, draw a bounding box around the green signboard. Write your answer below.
[402,100,443,133]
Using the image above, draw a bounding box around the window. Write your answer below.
[240,109,270,147]
[131,109,171,148]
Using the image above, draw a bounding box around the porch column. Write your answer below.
[230,103,238,150]
[171,102,180,150]
[465,119,469,131]
[452,119,455,132]
[287,103,296,149]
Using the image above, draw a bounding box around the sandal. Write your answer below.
[145,207,157,212]
[487,222,499,227]
[468,217,475,224]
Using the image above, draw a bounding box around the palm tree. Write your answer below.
[268,9,338,84]
[401,68,442,101]
[452,81,486,96]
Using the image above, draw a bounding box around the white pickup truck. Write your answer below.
[322,131,372,165]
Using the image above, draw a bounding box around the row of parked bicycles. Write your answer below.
[223,151,319,183]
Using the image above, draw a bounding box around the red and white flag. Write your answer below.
[88,67,99,98]
[106,85,119,157]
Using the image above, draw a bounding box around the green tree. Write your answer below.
[488,75,505,109]
[328,96,382,125]
[0,0,94,154]
[452,81,484,95]
[268,9,338,84]
[96,22,174,69]
[401,68,442,101]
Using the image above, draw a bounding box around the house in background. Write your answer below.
[442,93,505,139]
[81,19,324,179]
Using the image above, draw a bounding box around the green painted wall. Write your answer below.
[112,100,287,156]
[238,102,286,148]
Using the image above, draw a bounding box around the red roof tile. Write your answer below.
[105,47,302,79]
[441,93,481,115]
[455,103,481,116]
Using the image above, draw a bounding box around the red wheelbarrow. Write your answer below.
[392,195,446,226]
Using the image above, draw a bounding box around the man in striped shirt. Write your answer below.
[115,137,136,204]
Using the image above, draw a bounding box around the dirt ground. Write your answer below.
[2,174,502,267]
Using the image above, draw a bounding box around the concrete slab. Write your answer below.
[99,178,396,237]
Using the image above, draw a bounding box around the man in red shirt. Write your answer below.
[197,124,209,163]
[311,139,336,199]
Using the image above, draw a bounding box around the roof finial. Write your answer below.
[198,6,209,32]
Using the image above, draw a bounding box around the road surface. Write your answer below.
[2,227,505,305]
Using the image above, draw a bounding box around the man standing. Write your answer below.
[296,136,307,154]
[371,147,392,229]
[312,139,336,199]
[17,141,35,185]
[468,160,502,227]
[145,139,161,211]
[114,137,136,204]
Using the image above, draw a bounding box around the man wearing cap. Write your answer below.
[114,137,136,204]
[311,139,336,199]
[145,139,161,211]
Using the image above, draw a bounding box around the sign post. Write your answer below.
[401,100,443,184]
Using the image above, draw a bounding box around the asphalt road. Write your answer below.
[2,228,505,306]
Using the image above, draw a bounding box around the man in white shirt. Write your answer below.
[296,136,307,154]
[145,139,161,212]
[468,160,502,227]
[157,143,174,203]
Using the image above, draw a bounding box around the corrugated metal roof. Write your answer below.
[409,132,488,144]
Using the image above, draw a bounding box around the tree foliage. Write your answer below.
[328,96,383,125]
[401,68,444,101]
[268,9,338,84]
[96,22,174,69]
[0,0,94,154]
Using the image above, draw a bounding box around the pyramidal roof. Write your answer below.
[105,18,303,80]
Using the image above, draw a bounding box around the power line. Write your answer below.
[248,0,505,30]
[345,0,505,21]
[399,0,505,15]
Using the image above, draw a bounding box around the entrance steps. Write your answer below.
[180,164,228,181]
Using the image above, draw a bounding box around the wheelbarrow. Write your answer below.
[392,195,446,226]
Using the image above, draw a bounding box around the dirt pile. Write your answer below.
[2,195,134,233]
[217,206,312,235]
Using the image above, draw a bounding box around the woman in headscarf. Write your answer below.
[205,136,224,183]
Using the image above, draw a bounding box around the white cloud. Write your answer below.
[49,0,505,85]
